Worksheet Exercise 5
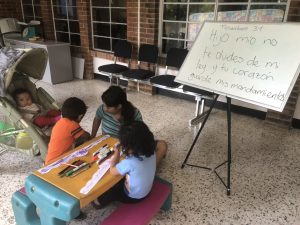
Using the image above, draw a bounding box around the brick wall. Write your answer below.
[40,0,55,40]
[288,0,300,21]
[0,0,22,21]
[77,0,93,79]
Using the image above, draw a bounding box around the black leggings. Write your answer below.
[97,178,145,206]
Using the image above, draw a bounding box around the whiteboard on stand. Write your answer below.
[175,22,300,112]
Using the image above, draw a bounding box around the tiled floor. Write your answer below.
[0,79,299,225]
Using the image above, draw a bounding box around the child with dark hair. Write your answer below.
[93,121,156,208]
[45,97,90,165]
[91,85,142,138]
[13,88,61,128]
[91,85,167,166]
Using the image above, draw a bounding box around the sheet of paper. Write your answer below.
[38,135,110,174]
[80,160,111,195]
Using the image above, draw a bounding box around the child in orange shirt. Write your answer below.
[45,97,90,165]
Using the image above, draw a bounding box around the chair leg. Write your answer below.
[189,96,206,127]
[137,81,140,92]
[195,96,204,116]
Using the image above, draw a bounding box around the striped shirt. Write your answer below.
[46,118,85,165]
[95,104,143,137]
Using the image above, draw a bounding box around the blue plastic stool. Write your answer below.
[155,177,172,211]
[11,190,41,225]
[11,174,81,225]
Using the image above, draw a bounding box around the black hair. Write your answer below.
[61,97,87,121]
[12,88,31,101]
[101,86,135,122]
[119,121,155,158]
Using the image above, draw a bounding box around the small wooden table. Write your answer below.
[23,135,122,225]
[34,135,122,207]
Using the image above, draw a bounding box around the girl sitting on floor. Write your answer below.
[91,85,167,166]
[93,121,156,208]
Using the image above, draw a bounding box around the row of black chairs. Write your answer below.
[97,40,215,126]
[98,41,158,88]
[98,41,210,93]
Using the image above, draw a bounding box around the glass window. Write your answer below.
[164,4,187,21]
[67,0,77,6]
[160,0,289,54]
[68,7,78,20]
[249,5,287,22]
[55,20,68,32]
[53,6,68,19]
[69,21,79,33]
[93,23,110,36]
[52,0,66,6]
[163,22,186,38]
[189,5,215,18]
[56,32,69,42]
[111,0,126,7]
[94,36,111,51]
[70,34,80,46]
[111,9,126,23]
[217,5,248,22]
[52,0,81,47]
[91,1,127,51]
[218,0,248,2]
[111,24,127,39]
[23,5,34,17]
[91,0,109,7]
[252,0,287,2]
[93,8,110,22]
[34,5,41,17]
[21,0,42,23]
[190,0,214,2]
[162,39,185,53]
[165,0,188,2]
[23,0,32,4]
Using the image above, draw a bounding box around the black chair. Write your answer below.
[150,48,188,88]
[122,44,158,90]
[98,40,132,85]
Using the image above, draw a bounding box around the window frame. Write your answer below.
[51,0,81,47]
[90,0,127,53]
[158,0,291,55]
[21,0,42,23]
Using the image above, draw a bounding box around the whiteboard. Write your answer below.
[175,22,300,112]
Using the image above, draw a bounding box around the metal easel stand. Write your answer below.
[181,95,232,196]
